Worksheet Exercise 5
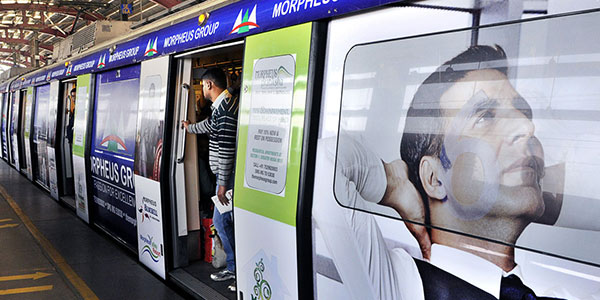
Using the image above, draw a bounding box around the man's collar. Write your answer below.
[430,244,521,298]
[211,89,230,109]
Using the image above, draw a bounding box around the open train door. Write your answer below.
[233,22,324,300]
[133,55,171,279]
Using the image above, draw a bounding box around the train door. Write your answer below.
[21,87,34,180]
[47,81,61,199]
[10,90,20,170]
[72,74,93,223]
[32,84,50,190]
[167,41,243,299]
[89,64,141,251]
[232,22,322,300]
[0,92,7,161]
[132,55,171,279]
[58,79,78,208]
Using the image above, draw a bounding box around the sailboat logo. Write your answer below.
[97,54,106,69]
[66,64,73,76]
[144,37,158,57]
[100,134,127,152]
[229,5,259,35]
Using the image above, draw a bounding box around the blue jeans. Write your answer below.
[214,176,235,272]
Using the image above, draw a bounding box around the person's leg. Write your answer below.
[220,210,235,272]
[210,195,235,281]
[213,178,236,272]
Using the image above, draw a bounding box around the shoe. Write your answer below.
[210,269,235,282]
[228,280,236,292]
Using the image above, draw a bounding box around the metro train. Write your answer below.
[1,0,600,299]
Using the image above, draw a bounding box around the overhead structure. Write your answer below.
[0,0,194,69]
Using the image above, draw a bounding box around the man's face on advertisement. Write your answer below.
[435,69,545,220]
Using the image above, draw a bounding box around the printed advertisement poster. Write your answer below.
[10,91,20,170]
[74,74,92,223]
[23,87,33,180]
[244,55,295,196]
[134,56,168,279]
[235,23,313,300]
[47,81,60,199]
[312,9,600,300]
[90,65,140,249]
[33,84,50,188]
[236,209,296,300]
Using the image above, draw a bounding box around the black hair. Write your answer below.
[399,45,508,224]
[201,68,227,90]
[70,87,76,94]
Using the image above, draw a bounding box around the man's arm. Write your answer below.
[313,137,424,300]
[183,117,212,135]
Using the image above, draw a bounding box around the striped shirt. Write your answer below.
[187,89,239,186]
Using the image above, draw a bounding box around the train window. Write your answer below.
[332,9,600,269]
[312,7,600,300]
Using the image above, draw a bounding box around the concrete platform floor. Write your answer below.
[0,161,186,300]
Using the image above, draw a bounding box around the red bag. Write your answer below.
[201,218,213,263]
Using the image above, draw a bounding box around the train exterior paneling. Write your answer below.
[89,64,141,250]
[32,84,51,189]
[47,81,61,199]
[233,22,316,299]
[1,1,600,299]
[10,91,20,170]
[310,6,600,300]
[73,74,93,223]
[133,56,170,279]
[22,87,34,180]
[1,93,8,160]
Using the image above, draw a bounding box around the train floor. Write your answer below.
[0,161,185,300]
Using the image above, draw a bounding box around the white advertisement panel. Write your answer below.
[47,81,60,199]
[47,148,59,199]
[134,56,168,279]
[243,55,296,196]
[73,75,92,223]
[235,208,298,300]
[24,88,34,180]
[135,175,165,278]
[73,156,89,223]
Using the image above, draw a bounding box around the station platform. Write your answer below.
[0,161,185,299]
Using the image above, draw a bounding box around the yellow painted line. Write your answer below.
[0,223,19,229]
[0,185,99,300]
[0,285,54,295]
[0,218,13,222]
[0,272,52,282]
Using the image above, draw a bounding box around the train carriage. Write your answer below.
[1,1,599,299]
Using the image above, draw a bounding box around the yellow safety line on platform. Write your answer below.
[0,285,54,295]
[0,185,99,300]
[0,272,52,282]
[0,223,19,229]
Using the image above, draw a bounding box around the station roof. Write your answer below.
[0,0,205,69]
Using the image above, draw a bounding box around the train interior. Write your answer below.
[169,41,243,300]
[59,79,77,209]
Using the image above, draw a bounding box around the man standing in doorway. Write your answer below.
[182,68,239,291]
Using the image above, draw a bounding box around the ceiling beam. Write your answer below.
[0,49,46,61]
[0,58,30,68]
[0,4,102,21]
[150,0,181,9]
[0,24,67,38]
[0,37,53,51]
